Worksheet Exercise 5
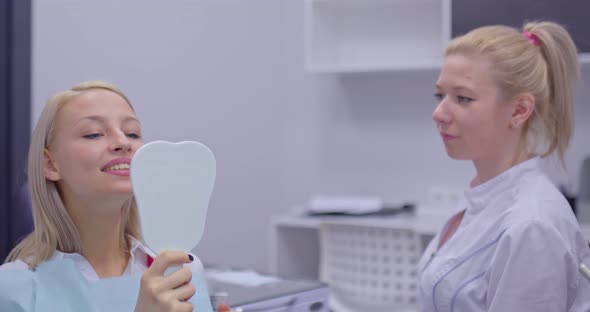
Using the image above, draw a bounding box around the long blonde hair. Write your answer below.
[445,21,580,165]
[6,80,143,268]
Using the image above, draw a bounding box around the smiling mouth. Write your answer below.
[102,163,131,172]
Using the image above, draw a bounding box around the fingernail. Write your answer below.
[188,254,194,262]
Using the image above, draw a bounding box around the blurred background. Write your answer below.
[2,0,590,276]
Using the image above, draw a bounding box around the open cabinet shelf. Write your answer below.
[305,0,451,73]
[305,0,590,73]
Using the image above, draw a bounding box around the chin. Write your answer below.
[103,183,134,196]
[445,148,471,160]
[113,187,134,195]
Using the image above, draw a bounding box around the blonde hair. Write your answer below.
[445,21,580,164]
[6,80,143,268]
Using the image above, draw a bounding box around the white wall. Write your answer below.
[33,0,288,271]
[33,0,590,272]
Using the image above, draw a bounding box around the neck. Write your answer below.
[62,193,131,278]
[472,148,531,187]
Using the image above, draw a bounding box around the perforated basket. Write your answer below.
[319,223,420,312]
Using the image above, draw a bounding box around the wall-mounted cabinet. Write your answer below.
[304,0,451,72]
[305,0,590,73]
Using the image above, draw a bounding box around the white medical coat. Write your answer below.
[417,157,590,312]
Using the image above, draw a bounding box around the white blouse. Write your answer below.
[417,157,590,311]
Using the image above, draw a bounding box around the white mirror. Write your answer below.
[130,141,216,254]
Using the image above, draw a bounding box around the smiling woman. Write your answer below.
[8,81,142,268]
[0,81,230,312]
[44,87,142,200]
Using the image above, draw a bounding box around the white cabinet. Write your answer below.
[305,0,451,72]
[269,213,444,280]
[305,0,589,73]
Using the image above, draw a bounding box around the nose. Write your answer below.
[111,132,133,153]
[432,97,452,127]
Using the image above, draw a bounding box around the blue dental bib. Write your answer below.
[0,258,213,312]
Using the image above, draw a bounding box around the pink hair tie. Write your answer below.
[523,31,540,46]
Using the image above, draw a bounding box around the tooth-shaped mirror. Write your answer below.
[130,141,216,254]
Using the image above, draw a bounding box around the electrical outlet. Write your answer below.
[426,186,465,209]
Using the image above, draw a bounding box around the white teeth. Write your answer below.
[104,163,130,172]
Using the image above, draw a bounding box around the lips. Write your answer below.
[101,157,132,174]
[441,132,458,141]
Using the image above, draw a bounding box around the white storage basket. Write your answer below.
[319,223,420,312]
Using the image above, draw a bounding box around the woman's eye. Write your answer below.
[126,133,141,139]
[434,93,444,101]
[83,133,102,139]
[457,95,474,104]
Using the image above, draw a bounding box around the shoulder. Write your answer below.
[502,219,562,242]
[489,220,574,275]
[0,260,30,271]
[516,172,570,213]
[516,172,567,207]
[509,173,579,238]
[0,262,36,311]
[498,218,584,264]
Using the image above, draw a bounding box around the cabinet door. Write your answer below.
[452,0,590,53]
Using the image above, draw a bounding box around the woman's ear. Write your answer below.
[44,149,61,181]
[510,93,535,129]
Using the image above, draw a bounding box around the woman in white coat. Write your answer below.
[417,21,590,311]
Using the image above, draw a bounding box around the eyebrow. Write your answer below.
[75,115,141,126]
[452,86,475,93]
[435,84,475,94]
